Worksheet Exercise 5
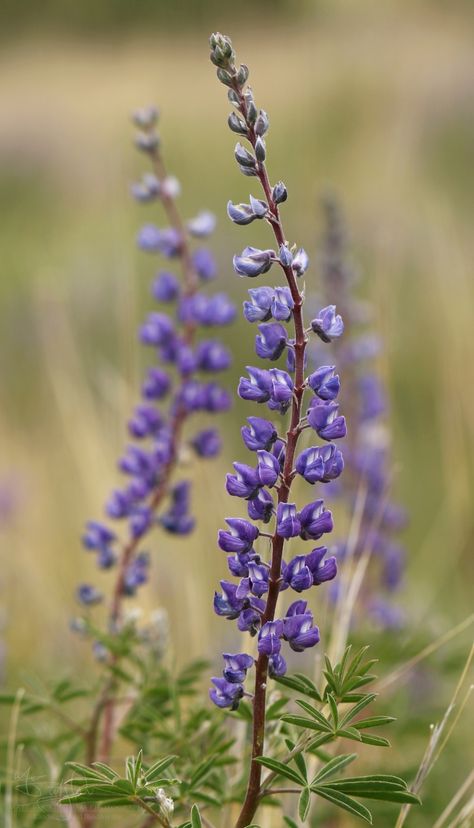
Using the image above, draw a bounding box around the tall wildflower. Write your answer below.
[209,34,345,826]
[318,197,406,630]
[76,107,235,760]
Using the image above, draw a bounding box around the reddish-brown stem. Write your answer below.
[233,86,308,828]
[85,141,200,784]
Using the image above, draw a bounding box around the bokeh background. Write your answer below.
[0,0,473,823]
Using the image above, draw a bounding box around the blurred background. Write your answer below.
[0,0,473,822]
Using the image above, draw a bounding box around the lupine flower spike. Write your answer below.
[317,196,407,628]
[209,33,345,828]
[77,105,234,763]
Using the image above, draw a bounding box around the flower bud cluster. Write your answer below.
[78,107,235,623]
[209,36,346,707]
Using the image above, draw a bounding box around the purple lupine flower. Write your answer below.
[131,173,161,202]
[82,521,116,550]
[128,405,164,439]
[258,620,283,656]
[237,598,266,635]
[161,481,195,535]
[305,546,337,585]
[187,210,216,237]
[256,450,280,487]
[97,545,117,569]
[222,652,254,683]
[307,365,341,401]
[214,580,246,619]
[298,499,333,540]
[284,556,314,592]
[226,463,260,499]
[106,489,132,519]
[311,305,344,343]
[195,340,232,372]
[307,399,347,441]
[279,244,293,268]
[76,584,103,605]
[292,248,309,277]
[272,181,288,204]
[203,383,232,412]
[129,507,153,539]
[233,246,275,278]
[176,344,197,376]
[296,444,344,484]
[152,271,180,302]
[243,286,274,322]
[193,248,217,281]
[201,293,236,326]
[227,196,267,225]
[209,677,244,709]
[140,312,175,346]
[137,224,162,252]
[268,368,293,412]
[218,518,259,554]
[154,227,183,257]
[191,428,221,458]
[271,286,294,321]
[238,366,273,403]
[227,552,255,578]
[241,416,277,452]
[282,602,320,651]
[142,368,171,400]
[255,322,287,361]
[247,487,274,523]
[276,503,301,538]
[246,561,269,598]
[268,653,287,677]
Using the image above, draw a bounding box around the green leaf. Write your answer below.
[281,714,331,733]
[284,738,307,781]
[336,727,362,741]
[145,755,177,783]
[312,786,373,823]
[189,755,217,788]
[126,750,143,788]
[273,674,321,701]
[358,733,390,747]
[295,700,332,731]
[312,754,357,784]
[284,818,299,828]
[65,763,107,781]
[255,757,305,786]
[353,716,396,730]
[327,694,339,728]
[340,694,377,727]
[298,787,311,821]
[191,804,202,828]
[91,762,120,780]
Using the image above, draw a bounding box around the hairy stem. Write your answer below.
[233,83,308,828]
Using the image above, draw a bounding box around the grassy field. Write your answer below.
[0,3,473,823]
